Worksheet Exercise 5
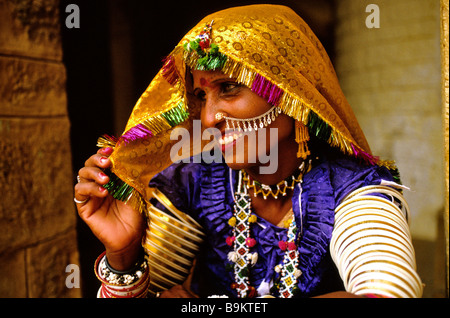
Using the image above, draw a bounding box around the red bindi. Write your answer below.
[200,78,210,87]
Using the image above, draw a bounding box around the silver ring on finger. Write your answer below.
[77,175,82,183]
[74,196,89,204]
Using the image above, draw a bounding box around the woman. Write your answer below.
[74,4,422,298]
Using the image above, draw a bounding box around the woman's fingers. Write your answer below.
[75,180,109,201]
[78,151,111,184]
[85,153,112,169]
[74,151,112,208]
[78,166,110,185]
[98,147,113,156]
[74,181,110,220]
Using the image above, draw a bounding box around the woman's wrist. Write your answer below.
[105,243,143,271]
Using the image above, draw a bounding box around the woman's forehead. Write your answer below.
[192,70,232,86]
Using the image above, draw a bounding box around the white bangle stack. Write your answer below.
[330,184,423,298]
[95,252,150,298]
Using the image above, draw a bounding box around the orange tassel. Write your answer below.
[295,121,310,159]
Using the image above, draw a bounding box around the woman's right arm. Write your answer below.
[74,147,146,271]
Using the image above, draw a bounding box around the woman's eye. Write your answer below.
[221,82,241,94]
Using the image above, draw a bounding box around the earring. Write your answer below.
[295,121,310,159]
[224,105,281,132]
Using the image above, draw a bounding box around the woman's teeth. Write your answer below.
[219,132,244,145]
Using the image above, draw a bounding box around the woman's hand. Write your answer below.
[74,147,145,270]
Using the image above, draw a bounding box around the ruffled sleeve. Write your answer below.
[295,161,335,295]
[190,162,237,296]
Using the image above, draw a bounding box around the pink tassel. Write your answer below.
[287,242,297,251]
[278,241,287,251]
[251,74,283,106]
[226,236,235,246]
[162,56,179,85]
[120,124,153,144]
[351,143,379,165]
[245,237,257,248]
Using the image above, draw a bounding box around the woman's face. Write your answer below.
[191,69,296,173]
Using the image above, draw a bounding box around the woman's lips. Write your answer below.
[218,130,244,151]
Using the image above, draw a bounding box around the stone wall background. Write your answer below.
[440,0,449,297]
[334,0,447,296]
[335,0,443,242]
[0,0,80,297]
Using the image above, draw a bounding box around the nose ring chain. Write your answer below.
[215,105,281,132]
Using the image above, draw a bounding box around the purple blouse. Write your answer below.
[148,157,395,297]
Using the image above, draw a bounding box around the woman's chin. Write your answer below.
[222,152,258,171]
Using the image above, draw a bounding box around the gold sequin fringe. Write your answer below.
[295,121,310,159]
[140,113,173,135]
[328,130,353,156]
[376,159,397,170]
[127,190,148,215]
[134,99,188,137]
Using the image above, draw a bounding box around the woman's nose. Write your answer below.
[201,95,221,129]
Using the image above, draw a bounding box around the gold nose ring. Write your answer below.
[215,112,224,121]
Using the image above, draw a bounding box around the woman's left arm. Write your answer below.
[329,184,423,298]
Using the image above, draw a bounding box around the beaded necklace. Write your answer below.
[242,161,308,200]
[226,162,309,298]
